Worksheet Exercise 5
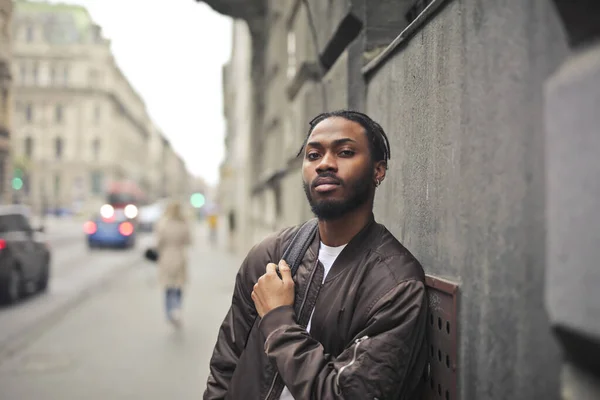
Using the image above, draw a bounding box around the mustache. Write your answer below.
[311,172,343,189]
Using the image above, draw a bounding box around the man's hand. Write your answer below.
[251,260,295,318]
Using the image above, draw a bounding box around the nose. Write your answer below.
[316,151,337,174]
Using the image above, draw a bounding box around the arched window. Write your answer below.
[24,137,33,158]
[55,137,63,159]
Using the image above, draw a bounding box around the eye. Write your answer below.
[306,152,320,161]
[339,150,355,157]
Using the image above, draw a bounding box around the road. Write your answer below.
[0,223,242,399]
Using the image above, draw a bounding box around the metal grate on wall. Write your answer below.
[423,275,459,400]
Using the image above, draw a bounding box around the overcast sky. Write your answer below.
[49,0,233,186]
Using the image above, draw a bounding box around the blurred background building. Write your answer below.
[9,0,191,215]
[204,0,600,399]
[0,0,13,205]
[218,20,254,253]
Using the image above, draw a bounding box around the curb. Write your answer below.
[0,254,147,362]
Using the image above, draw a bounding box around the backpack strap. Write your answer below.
[279,218,319,278]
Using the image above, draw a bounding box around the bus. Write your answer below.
[102,180,146,220]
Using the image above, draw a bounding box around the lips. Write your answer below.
[313,176,341,193]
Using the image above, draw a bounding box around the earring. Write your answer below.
[375,179,381,187]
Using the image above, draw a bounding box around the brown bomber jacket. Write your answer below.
[204,215,428,400]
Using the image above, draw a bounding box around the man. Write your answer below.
[204,110,428,399]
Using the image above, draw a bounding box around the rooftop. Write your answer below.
[14,0,102,44]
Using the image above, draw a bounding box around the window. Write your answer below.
[55,105,63,123]
[91,171,103,195]
[0,214,30,233]
[287,31,297,79]
[55,137,63,159]
[24,137,33,158]
[19,64,26,83]
[49,66,56,85]
[23,173,30,195]
[24,104,33,123]
[54,174,61,197]
[26,26,33,42]
[32,63,39,85]
[63,66,69,86]
[92,138,100,160]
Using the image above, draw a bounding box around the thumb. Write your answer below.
[279,260,293,283]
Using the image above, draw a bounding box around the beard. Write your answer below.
[303,167,373,221]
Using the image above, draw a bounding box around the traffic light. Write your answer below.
[12,168,23,190]
[12,177,23,190]
[190,193,206,208]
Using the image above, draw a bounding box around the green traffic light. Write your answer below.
[12,177,23,190]
[190,193,205,208]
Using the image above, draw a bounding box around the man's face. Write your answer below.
[302,117,374,220]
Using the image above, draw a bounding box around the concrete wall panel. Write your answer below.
[366,1,568,398]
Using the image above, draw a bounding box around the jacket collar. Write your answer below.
[307,213,379,282]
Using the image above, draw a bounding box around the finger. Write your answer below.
[266,263,277,275]
[278,259,293,284]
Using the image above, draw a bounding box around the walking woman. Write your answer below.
[155,201,191,327]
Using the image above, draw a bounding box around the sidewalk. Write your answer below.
[0,224,244,400]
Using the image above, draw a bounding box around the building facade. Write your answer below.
[218,20,255,253]
[0,0,13,204]
[208,0,600,398]
[11,0,190,214]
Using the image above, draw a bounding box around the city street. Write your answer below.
[0,221,242,399]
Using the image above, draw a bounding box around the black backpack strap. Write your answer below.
[279,218,319,278]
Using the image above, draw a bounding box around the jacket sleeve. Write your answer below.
[258,278,428,399]
[203,255,258,400]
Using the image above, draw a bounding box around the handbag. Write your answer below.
[144,247,159,262]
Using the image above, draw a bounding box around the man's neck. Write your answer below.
[318,204,373,247]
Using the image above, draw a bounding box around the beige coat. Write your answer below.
[156,218,191,289]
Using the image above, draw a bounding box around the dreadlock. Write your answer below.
[297,110,391,169]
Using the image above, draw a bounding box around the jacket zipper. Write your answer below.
[263,258,320,400]
[335,335,369,392]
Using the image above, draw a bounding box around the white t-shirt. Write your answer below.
[279,241,347,400]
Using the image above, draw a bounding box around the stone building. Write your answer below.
[0,0,13,204]
[11,1,189,213]
[218,20,254,253]
[208,0,600,398]
[146,123,189,203]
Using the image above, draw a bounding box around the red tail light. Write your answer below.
[84,221,97,235]
[118,222,134,236]
[0,239,6,250]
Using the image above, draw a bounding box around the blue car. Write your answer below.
[85,206,137,249]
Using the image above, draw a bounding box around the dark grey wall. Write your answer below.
[366,1,568,398]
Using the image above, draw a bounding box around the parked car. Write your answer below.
[0,205,51,305]
[85,205,137,249]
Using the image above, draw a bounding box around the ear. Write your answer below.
[374,160,387,183]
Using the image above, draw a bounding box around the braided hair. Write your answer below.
[297,110,391,169]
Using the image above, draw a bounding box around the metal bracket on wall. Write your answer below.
[423,275,459,400]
